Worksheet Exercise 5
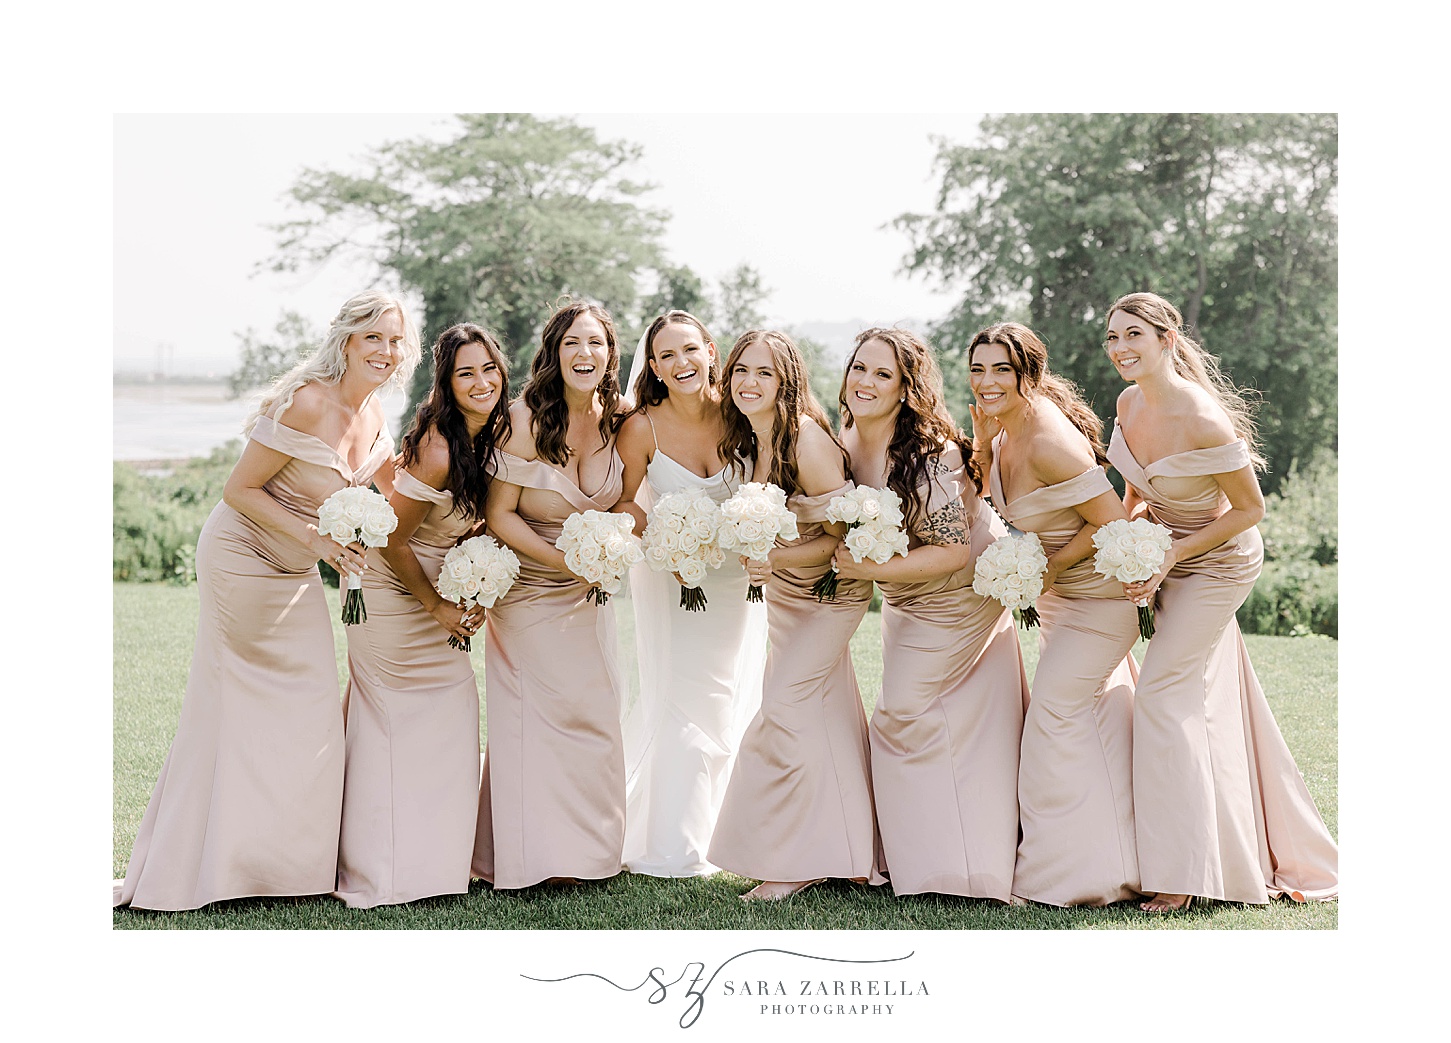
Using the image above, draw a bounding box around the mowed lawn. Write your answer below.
[113,581,1338,930]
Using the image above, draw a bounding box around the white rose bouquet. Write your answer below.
[642,489,727,612]
[434,535,521,651]
[717,482,799,603]
[555,509,645,606]
[1091,517,1174,639]
[317,486,398,625]
[812,485,910,602]
[970,530,1049,629]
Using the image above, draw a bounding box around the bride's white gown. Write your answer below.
[621,431,767,876]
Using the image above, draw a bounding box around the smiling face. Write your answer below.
[729,339,781,420]
[450,340,504,426]
[843,337,903,423]
[1104,308,1170,382]
[344,308,405,387]
[968,341,1028,418]
[649,322,716,398]
[558,312,610,394]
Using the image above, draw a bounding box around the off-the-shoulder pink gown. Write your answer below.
[708,481,885,886]
[335,467,482,908]
[114,416,393,911]
[991,442,1140,906]
[1108,422,1337,903]
[471,449,628,889]
[871,445,1029,900]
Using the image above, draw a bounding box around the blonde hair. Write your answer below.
[245,290,421,433]
[1106,292,1266,470]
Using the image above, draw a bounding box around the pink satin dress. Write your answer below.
[991,444,1140,906]
[871,445,1029,900]
[708,481,886,885]
[114,415,393,911]
[335,467,482,908]
[471,449,628,889]
[1108,422,1337,903]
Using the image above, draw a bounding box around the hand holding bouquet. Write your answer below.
[555,510,645,606]
[812,485,910,602]
[717,482,799,603]
[317,486,398,625]
[642,489,726,612]
[435,535,521,650]
[1091,518,1174,639]
[970,530,1049,629]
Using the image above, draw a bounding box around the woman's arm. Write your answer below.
[765,419,846,573]
[613,412,654,535]
[378,434,474,642]
[222,398,367,576]
[484,478,569,573]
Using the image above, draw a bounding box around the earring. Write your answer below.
[899,395,906,403]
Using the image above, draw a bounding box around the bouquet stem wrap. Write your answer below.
[717,483,799,604]
[1090,518,1175,642]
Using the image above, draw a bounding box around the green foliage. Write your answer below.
[112,442,242,583]
[714,262,770,346]
[266,113,669,415]
[793,330,845,429]
[228,310,319,397]
[898,113,1338,493]
[1238,448,1338,636]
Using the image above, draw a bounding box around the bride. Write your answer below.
[615,311,766,876]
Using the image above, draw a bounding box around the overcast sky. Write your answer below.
[114,113,983,373]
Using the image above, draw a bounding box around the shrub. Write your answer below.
[113,442,240,583]
[1238,449,1338,637]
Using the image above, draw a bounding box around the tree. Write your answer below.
[714,262,770,346]
[896,113,1337,491]
[228,310,318,397]
[266,114,668,412]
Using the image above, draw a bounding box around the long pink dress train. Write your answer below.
[1108,422,1338,903]
[991,447,1140,907]
[335,467,481,908]
[471,450,627,889]
[114,416,393,911]
[871,445,1028,900]
[708,482,886,885]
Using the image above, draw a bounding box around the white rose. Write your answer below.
[678,558,707,586]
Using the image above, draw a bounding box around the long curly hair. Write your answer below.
[245,289,421,433]
[1105,291,1266,471]
[399,323,511,521]
[718,329,845,496]
[839,326,975,527]
[627,309,720,414]
[968,322,1108,467]
[522,298,621,466]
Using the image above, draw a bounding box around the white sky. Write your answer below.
[114,113,981,372]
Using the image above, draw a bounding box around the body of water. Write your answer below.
[114,382,412,462]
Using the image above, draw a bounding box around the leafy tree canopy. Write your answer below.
[897,113,1337,491]
[265,113,669,412]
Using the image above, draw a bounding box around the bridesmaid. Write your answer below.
[472,298,628,889]
[615,310,767,877]
[706,329,885,901]
[336,323,509,908]
[114,290,419,910]
[967,322,1140,907]
[833,327,1027,902]
[1103,291,1338,911]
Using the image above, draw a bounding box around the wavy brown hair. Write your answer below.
[1105,291,1267,470]
[399,323,511,521]
[839,327,975,527]
[627,310,720,414]
[718,329,846,496]
[522,298,621,466]
[968,322,1108,467]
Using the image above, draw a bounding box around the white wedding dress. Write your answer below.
[620,418,767,876]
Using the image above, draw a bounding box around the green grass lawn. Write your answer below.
[112,581,1337,930]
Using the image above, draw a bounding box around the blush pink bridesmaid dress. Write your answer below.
[471,449,628,889]
[114,415,393,911]
[1108,422,1337,903]
[707,481,886,887]
[870,445,1028,900]
[990,443,1140,907]
[334,467,482,908]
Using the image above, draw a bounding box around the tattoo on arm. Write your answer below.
[919,499,969,546]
